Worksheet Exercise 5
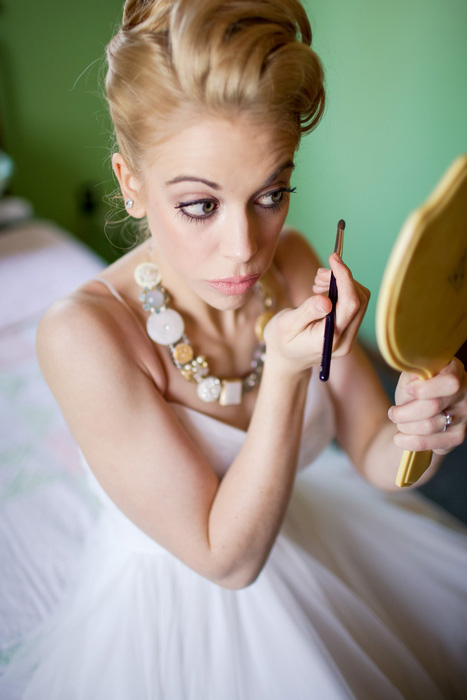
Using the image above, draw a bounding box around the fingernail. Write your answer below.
[406,383,415,397]
[388,407,394,421]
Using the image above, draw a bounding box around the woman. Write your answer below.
[4,1,467,698]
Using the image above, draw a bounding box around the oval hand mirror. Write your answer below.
[376,154,467,487]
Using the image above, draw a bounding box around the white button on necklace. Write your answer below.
[147,308,185,345]
[134,261,275,406]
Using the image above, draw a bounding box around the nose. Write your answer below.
[219,209,258,264]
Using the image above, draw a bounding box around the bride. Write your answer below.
[4,1,466,698]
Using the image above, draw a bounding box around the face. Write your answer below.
[116,115,297,310]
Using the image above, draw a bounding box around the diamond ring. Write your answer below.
[442,412,453,432]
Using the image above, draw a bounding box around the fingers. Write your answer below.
[392,359,464,424]
[268,256,369,373]
[394,370,423,406]
[393,427,465,455]
[327,255,370,356]
[312,268,331,295]
[267,294,331,347]
[389,396,449,426]
[389,358,467,455]
[312,255,370,360]
[264,294,335,373]
[390,408,450,436]
[389,391,460,453]
[405,360,462,400]
[286,294,332,335]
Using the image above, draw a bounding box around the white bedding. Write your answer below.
[0,220,105,673]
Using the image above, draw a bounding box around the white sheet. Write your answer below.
[0,220,104,330]
[0,221,104,673]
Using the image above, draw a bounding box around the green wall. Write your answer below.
[0,0,123,261]
[1,0,466,342]
[289,0,467,342]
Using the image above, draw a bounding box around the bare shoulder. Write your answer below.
[37,290,124,372]
[36,287,166,398]
[274,228,323,306]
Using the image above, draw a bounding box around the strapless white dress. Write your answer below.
[2,372,467,699]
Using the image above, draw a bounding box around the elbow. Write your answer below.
[208,557,265,590]
[214,570,260,591]
[198,530,271,589]
[223,570,262,590]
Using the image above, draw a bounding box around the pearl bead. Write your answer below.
[144,288,165,309]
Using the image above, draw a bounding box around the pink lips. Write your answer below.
[207,274,260,296]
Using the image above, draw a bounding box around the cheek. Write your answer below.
[147,209,216,270]
[259,211,288,247]
[262,217,287,262]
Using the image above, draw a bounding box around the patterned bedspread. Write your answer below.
[0,220,104,673]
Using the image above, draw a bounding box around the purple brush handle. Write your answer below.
[319,272,338,381]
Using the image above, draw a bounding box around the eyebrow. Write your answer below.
[165,175,220,189]
[164,160,295,190]
[261,160,295,188]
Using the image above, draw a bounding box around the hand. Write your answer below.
[388,358,467,455]
[264,254,370,375]
[312,253,370,355]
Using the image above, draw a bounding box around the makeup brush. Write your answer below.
[319,219,346,381]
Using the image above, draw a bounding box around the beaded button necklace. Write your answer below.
[134,261,275,406]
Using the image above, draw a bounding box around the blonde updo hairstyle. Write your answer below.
[106,0,325,188]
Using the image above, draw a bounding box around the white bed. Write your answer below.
[0,210,105,674]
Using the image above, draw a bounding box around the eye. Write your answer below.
[256,187,296,210]
[175,199,218,221]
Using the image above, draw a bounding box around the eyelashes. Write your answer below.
[174,199,217,222]
[174,187,296,224]
[257,187,297,211]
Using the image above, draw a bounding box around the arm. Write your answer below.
[331,354,467,490]
[36,264,363,589]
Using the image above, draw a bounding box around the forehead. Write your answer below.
[144,115,297,190]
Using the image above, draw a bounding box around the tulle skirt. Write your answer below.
[2,456,467,700]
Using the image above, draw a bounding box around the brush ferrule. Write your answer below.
[334,223,345,256]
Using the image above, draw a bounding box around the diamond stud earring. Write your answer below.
[125,198,134,209]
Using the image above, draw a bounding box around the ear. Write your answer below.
[112,153,146,218]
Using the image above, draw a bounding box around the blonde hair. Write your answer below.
[106,0,325,183]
